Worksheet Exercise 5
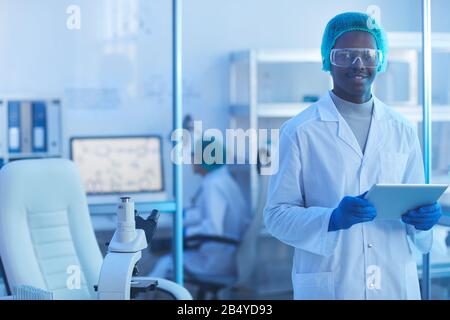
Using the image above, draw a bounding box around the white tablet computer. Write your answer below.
[364,184,449,220]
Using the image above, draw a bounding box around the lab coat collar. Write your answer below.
[317,91,387,122]
[372,96,388,121]
[317,91,387,160]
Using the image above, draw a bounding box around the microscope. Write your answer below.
[97,197,159,300]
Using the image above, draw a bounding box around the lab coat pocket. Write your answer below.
[293,272,335,300]
[380,152,409,183]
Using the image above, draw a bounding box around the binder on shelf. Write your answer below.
[32,101,47,152]
[8,101,21,153]
[5,98,61,158]
[20,101,32,154]
[46,100,60,154]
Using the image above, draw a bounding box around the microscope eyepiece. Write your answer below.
[120,196,131,203]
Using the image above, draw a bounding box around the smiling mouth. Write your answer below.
[348,74,368,80]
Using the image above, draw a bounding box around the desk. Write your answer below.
[90,212,173,232]
[419,263,450,278]
[89,201,176,216]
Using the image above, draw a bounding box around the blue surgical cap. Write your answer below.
[195,137,226,172]
[321,12,388,72]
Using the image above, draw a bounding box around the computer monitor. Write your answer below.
[70,136,164,195]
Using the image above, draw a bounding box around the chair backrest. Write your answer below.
[234,174,269,287]
[0,159,103,299]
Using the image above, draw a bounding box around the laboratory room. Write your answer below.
[0,0,450,304]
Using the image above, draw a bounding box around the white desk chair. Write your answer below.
[0,159,191,300]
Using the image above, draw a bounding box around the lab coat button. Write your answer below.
[368,244,373,248]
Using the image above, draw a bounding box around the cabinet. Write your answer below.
[0,97,63,166]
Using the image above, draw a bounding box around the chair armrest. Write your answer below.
[184,234,239,250]
[132,277,193,300]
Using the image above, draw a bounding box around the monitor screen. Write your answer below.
[70,136,163,195]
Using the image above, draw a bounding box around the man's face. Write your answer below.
[330,31,378,100]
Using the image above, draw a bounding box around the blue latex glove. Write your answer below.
[401,202,442,231]
[328,192,377,232]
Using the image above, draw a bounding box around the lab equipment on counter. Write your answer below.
[97,197,157,300]
[136,209,160,245]
[96,198,191,300]
[364,184,449,220]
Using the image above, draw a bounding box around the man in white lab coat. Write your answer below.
[150,139,249,281]
[264,12,442,299]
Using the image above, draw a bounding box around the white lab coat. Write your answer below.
[184,166,249,277]
[151,166,249,279]
[264,92,433,300]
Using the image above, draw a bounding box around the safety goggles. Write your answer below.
[330,48,383,69]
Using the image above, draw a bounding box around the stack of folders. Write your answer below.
[8,101,47,154]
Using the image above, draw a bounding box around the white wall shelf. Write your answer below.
[232,49,322,63]
[388,32,450,51]
[231,103,450,121]
[230,103,311,118]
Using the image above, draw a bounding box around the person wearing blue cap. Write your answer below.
[264,12,442,299]
[150,138,250,290]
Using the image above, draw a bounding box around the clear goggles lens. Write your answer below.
[330,48,383,68]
